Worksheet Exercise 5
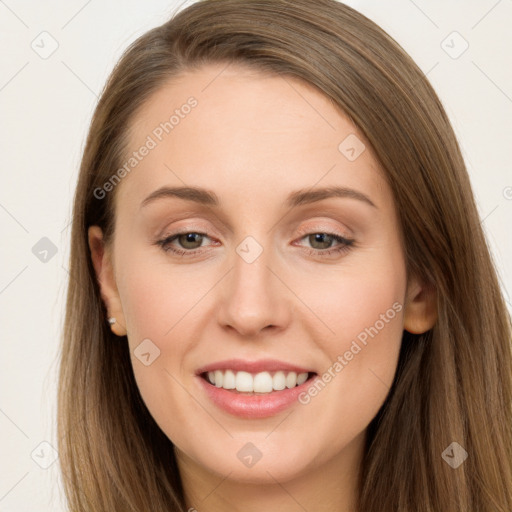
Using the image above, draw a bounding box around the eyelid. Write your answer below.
[158,223,351,242]
[156,221,217,240]
[156,216,353,240]
[151,211,233,239]
[294,221,353,239]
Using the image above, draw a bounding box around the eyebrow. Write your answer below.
[140,185,377,210]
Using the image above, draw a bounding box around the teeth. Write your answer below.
[205,370,310,393]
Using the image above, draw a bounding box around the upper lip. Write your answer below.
[195,359,316,375]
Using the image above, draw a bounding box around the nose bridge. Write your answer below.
[216,234,290,335]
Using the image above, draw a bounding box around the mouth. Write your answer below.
[200,370,318,395]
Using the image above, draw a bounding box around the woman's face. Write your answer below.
[89,62,427,486]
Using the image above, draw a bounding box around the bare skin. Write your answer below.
[88,62,436,512]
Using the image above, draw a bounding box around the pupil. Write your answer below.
[311,233,331,249]
[181,233,202,248]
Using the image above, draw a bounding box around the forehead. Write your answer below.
[116,62,388,214]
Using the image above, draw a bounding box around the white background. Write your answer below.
[1,0,511,510]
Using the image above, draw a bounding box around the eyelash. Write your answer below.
[154,229,355,258]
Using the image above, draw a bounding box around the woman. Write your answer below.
[58,0,512,510]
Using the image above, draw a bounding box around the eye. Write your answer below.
[295,232,355,257]
[171,232,205,250]
[155,232,215,256]
[154,230,355,259]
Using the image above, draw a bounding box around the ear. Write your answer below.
[88,226,127,336]
[403,274,437,334]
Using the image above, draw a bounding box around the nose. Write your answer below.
[215,243,292,338]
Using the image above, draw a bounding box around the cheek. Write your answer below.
[294,257,406,441]
[319,252,406,422]
[299,253,406,353]
[118,253,204,339]
[116,257,205,435]
[115,253,192,365]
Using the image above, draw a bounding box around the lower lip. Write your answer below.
[196,374,317,419]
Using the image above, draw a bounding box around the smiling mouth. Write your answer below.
[200,370,317,394]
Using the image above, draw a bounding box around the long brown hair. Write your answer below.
[58,0,512,510]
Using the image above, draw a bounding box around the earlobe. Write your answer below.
[87,226,127,336]
[403,276,437,334]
